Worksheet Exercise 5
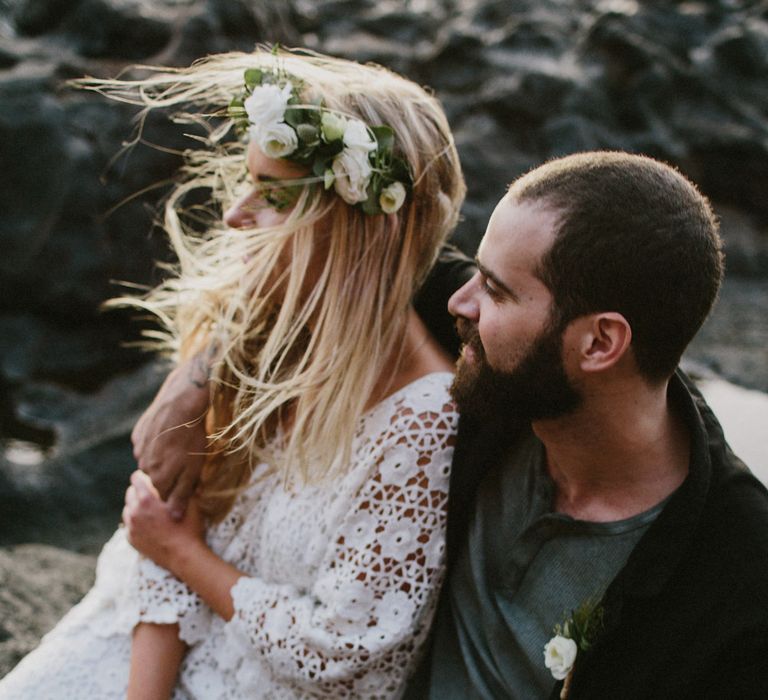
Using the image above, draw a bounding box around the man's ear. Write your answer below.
[567,312,632,373]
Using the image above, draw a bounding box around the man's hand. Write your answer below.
[131,355,212,520]
[123,470,205,574]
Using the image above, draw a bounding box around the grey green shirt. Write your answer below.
[425,432,666,699]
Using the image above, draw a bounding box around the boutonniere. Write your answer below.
[544,598,604,699]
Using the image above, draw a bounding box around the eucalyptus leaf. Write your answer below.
[284,108,305,128]
[312,156,327,177]
[244,69,263,89]
[296,124,319,144]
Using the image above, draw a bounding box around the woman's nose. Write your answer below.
[224,191,258,228]
[447,272,481,321]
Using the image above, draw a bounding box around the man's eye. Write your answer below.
[481,276,501,298]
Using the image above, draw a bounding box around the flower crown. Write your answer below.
[228,68,412,215]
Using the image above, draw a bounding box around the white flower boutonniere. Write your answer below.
[544,598,604,699]
[544,635,577,680]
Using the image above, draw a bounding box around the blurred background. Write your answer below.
[1,0,767,672]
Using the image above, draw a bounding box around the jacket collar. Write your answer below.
[602,369,715,602]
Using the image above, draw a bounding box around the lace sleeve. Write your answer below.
[135,556,211,644]
[227,393,458,696]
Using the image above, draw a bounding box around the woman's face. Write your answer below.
[223,141,309,229]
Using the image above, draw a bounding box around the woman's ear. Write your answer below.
[567,312,633,374]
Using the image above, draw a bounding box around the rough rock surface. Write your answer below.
[1,0,768,679]
[0,545,96,677]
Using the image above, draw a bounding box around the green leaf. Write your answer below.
[311,140,342,175]
[312,156,328,177]
[244,69,263,89]
[371,125,394,155]
[389,157,412,186]
[361,195,381,216]
[228,97,246,120]
[283,107,305,128]
[361,180,382,215]
[296,124,319,144]
[291,147,315,166]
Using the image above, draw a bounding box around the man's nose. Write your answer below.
[447,272,480,320]
[224,190,258,228]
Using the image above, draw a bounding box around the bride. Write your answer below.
[0,48,465,699]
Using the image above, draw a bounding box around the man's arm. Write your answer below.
[131,350,214,519]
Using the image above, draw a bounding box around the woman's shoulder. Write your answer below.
[377,370,454,409]
[361,371,458,439]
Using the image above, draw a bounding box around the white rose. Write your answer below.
[332,148,372,204]
[543,635,578,681]
[321,112,347,142]
[256,122,298,159]
[343,118,376,152]
[244,82,293,127]
[379,181,407,214]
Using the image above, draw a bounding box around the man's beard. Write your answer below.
[450,316,582,423]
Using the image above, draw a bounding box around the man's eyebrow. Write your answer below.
[475,257,517,299]
[255,174,278,183]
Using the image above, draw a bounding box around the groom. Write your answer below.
[132,152,768,698]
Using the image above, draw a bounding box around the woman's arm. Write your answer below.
[127,622,186,700]
[123,471,242,621]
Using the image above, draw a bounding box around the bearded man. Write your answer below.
[407,152,768,699]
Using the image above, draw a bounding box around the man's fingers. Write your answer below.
[166,464,203,521]
[138,462,176,500]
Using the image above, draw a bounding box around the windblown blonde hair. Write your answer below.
[80,48,465,519]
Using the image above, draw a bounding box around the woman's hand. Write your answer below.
[123,470,206,574]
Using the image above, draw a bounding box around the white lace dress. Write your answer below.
[0,372,457,700]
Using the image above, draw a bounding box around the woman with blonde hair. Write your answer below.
[0,48,465,699]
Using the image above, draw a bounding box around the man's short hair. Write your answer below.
[509,151,724,382]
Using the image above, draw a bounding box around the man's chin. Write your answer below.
[450,355,498,420]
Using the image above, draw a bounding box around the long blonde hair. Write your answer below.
[80,48,465,518]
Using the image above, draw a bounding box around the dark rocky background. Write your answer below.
[1,0,767,675]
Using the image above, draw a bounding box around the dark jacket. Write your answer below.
[441,372,768,699]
